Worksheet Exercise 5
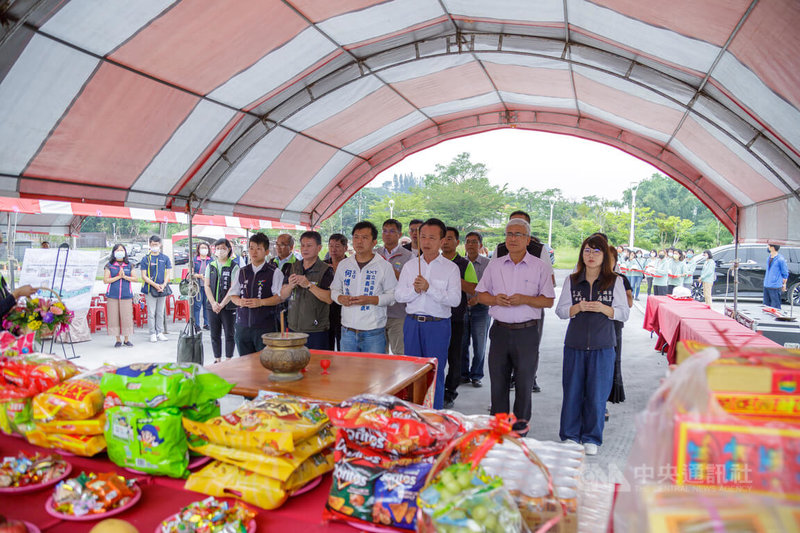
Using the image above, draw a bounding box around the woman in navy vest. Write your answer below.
[192,242,212,332]
[104,244,137,347]
[555,235,630,456]
[204,238,240,362]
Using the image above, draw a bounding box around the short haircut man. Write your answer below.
[250,232,270,250]
[404,218,425,253]
[509,210,531,223]
[422,218,447,239]
[300,230,322,246]
[465,231,482,245]
[352,220,378,240]
[149,234,162,244]
[383,219,402,233]
[378,218,414,355]
[329,233,348,248]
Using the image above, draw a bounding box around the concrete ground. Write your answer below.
[53,272,700,479]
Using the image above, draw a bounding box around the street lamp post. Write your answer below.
[547,198,556,248]
[388,198,395,219]
[628,182,639,248]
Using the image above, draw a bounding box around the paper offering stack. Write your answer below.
[183,391,335,510]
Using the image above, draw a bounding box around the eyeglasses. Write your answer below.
[504,232,527,239]
[382,229,399,234]
[583,248,603,256]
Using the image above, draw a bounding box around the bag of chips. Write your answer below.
[33,367,112,422]
[35,412,106,435]
[0,385,36,436]
[324,451,434,530]
[326,395,462,457]
[0,353,80,393]
[183,394,329,454]
[25,430,106,456]
[186,424,335,481]
[105,405,188,478]
[181,400,220,423]
[100,363,232,409]
[185,449,334,510]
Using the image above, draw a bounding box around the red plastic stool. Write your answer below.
[87,307,106,333]
[173,299,190,323]
[165,294,176,315]
[132,300,148,328]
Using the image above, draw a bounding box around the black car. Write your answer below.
[173,249,189,265]
[691,244,800,306]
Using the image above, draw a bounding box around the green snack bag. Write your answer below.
[105,405,189,478]
[181,400,220,423]
[100,362,233,409]
[0,396,34,436]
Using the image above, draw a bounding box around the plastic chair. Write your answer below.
[173,299,190,323]
[165,293,176,315]
[132,300,148,328]
[87,307,107,333]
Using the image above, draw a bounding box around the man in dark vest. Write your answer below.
[280,231,334,350]
[229,233,284,355]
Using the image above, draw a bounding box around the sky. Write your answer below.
[371,129,661,201]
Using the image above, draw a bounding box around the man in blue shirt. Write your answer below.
[763,243,789,309]
[140,235,172,343]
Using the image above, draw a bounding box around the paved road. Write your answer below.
[67,271,670,476]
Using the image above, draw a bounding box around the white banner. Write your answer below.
[19,248,101,311]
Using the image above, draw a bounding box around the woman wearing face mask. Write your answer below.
[644,250,658,296]
[192,242,213,332]
[104,244,137,347]
[204,238,240,362]
[668,250,685,294]
[683,249,696,289]
[628,250,646,301]
[651,250,670,296]
[698,250,717,305]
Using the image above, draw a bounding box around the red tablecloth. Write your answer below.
[0,435,351,532]
[643,296,781,364]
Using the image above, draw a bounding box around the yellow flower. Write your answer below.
[31,298,39,306]
[28,320,42,331]
[54,302,65,309]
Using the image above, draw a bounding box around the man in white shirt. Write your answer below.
[330,221,397,353]
[376,218,414,355]
[395,218,461,409]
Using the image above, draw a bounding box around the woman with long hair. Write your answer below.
[555,235,630,455]
[204,238,239,362]
[103,244,137,347]
[192,242,213,331]
[668,249,685,294]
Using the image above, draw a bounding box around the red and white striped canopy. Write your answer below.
[1,1,798,242]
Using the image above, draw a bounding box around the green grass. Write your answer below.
[553,246,579,270]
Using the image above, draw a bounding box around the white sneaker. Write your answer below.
[584,443,599,456]
[157,333,169,341]
[562,439,580,447]
[150,334,158,343]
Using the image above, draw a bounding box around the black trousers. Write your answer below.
[329,303,342,351]
[235,322,277,356]
[653,285,668,296]
[488,321,541,424]
[208,307,236,359]
[444,319,464,403]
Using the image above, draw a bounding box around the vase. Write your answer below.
[259,332,310,382]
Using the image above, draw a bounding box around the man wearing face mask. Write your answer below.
[140,235,172,343]
[628,251,646,301]
[651,250,670,296]
[192,243,213,332]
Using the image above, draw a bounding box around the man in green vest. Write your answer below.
[279,231,335,350]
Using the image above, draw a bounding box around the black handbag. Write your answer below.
[177,320,203,365]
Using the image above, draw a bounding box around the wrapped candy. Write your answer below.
[0,452,68,488]
[160,496,255,532]
[52,472,136,517]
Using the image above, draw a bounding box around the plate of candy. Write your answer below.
[45,472,141,521]
[0,453,71,494]
[155,497,256,533]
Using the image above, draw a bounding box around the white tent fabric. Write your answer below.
[171,225,248,244]
[0,1,798,242]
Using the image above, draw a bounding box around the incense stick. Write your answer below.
[280,310,286,338]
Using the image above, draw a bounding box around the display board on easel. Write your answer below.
[18,248,100,311]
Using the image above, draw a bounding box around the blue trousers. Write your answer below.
[193,290,209,327]
[629,275,643,300]
[559,346,615,446]
[763,287,782,309]
[460,304,490,381]
[340,326,385,353]
[403,316,451,409]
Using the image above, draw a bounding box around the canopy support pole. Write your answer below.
[733,209,739,315]
[6,212,17,291]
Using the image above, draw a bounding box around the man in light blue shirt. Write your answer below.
[763,243,789,309]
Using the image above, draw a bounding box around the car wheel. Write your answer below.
[691,281,704,302]
[788,282,800,307]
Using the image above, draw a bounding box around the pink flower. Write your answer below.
[49,305,64,316]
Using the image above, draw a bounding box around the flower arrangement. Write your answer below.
[2,297,73,340]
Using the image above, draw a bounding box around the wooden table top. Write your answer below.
[207,349,434,403]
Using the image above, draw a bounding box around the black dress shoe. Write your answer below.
[443,399,455,409]
[460,376,471,384]
[471,379,482,388]
[532,384,541,393]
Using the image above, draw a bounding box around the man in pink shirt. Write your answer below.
[476,218,555,432]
